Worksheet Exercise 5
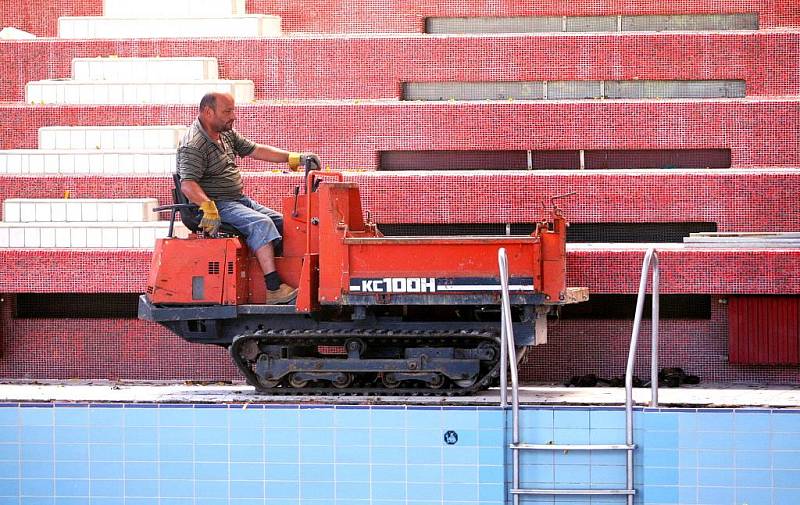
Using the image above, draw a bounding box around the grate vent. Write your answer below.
[227,262,234,275]
[208,262,220,275]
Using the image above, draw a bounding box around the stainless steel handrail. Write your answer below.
[498,248,520,505]
[624,248,660,504]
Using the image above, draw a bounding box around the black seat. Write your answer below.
[170,173,240,236]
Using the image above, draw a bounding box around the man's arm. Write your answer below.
[248,144,292,164]
[180,180,212,205]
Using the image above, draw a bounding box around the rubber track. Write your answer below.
[229,328,501,396]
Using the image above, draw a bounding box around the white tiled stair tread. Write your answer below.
[58,15,282,39]
[0,150,175,175]
[0,222,189,248]
[38,126,187,150]
[72,57,219,82]
[26,80,255,105]
[3,199,160,223]
[103,0,247,18]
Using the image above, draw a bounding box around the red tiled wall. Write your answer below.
[4,0,797,37]
[2,33,799,102]
[1,100,799,168]
[1,172,798,231]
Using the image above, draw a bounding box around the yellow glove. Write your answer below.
[198,200,220,236]
[288,152,322,171]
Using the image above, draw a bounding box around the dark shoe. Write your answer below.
[264,283,297,305]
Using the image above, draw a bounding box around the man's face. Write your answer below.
[205,95,236,133]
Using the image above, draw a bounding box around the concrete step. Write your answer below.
[0,221,188,248]
[3,199,160,223]
[25,79,254,105]
[103,0,247,18]
[0,150,175,175]
[38,126,187,150]
[72,57,219,82]
[58,15,281,39]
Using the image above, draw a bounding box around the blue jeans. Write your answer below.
[216,196,283,252]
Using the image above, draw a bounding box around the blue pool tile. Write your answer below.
[697,450,734,468]
[21,444,53,461]
[517,426,554,445]
[54,499,88,505]
[371,428,405,447]
[678,469,697,486]
[228,408,265,429]
[734,431,770,451]
[443,445,477,465]
[678,485,698,504]
[54,478,90,497]
[196,461,229,480]
[124,479,158,498]
[21,426,52,444]
[479,464,504,483]
[520,409,554,429]
[773,451,800,470]
[733,411,771,432]
[774,488,800,505]
[0,408,18,426]
[333,406,367,427]
[229,462,264,481]
[552,428,590,445]
[589,428,625,445]
[53,408,88,426]
[736,450,771,469]
[372,481,405,500]
[443,407,478,429]
[641,485,679,504]
[695,432,733,450]
[405,429,440,448]
[774,469,800,488]
[157,406,194,426]
[642,411,679,431]
[479,446,503,465]
[0,429,18,444]
[88,443,122,461]
[265,445,298,464]
[20,408,53,426]
[337,463,371,482]
[231,480,266,499]
[697,485,734,504]
[124,462,157,479]
[335,428,369,446]
[772,413,800,433]
[554,409,589,430]
[125,443,158,461]
[160,499,193,505]
[123,408,158,427]
[298,408,335,428]
[301,428,334,446]
[554,463,590,485]
[773,433,800,450]
[697,468,735,487]
[442,464,478,484]
[158,426,194,444]
[160,461,195,479]
[90,462,123,479]
[554,450,590,465]
[406,482,441,501]
[442,483,479,501]
[478,409,503,429]
[299,444,333,464]
[21,478,54,496]
[643,430,679,450]
[264,409,299,428]
[89,427,123,444]
[54,426,88,444]
[194,445,228,463]
[299,463,334,481]
[371,409,404,429]
[520,450,556,466]
[159,443,193,462]
[230,443,264,463]
[735,468,772,487]
[298,481,333,500]
[737,487,773,504]
[20,499,54,505]
[589,409,625,429]
[407,463,439,483]
[56,459,89,479]
[0,461,19,478]
[192,407,229,427]
[88,408,123,427]
[679,449,698,468]
[195,426,227,444]
[696,412,734,432]
[676,412,697,433]
[590,450,626,466]
[479,428,503,446]
[90,499,125,505]
[265,428,300,446]
[336,481,370,500]
[372,446,406,465]
[196,480,229,499]
[334,444,368,464]
[90,479,124,497]
[478,482,504,502]
[406,409,441,429]
[642,466,679,486]
[642,449,679,467]
[22,460,53,478]
[0,478,18,495]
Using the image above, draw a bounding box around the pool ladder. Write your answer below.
[498,248,660,505]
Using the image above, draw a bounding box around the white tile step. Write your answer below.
[103,0,247,18]
[0,222,188,249]
[0,150,175,175]
[3,199,160,223]
[58,15,281,39]
[38,126,187,151]
[72,57,219,82]
[26,79,254,105]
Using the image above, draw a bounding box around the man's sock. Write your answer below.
[264,271,281,291]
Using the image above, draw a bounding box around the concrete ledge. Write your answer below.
[72,57,219,82]
[2,198,160,223]
[0,150,175,175]
[38,126,187,150]
[103,0,247,18]
[58,15,282,39]
[25,79,254,105]
[0,221,188,248]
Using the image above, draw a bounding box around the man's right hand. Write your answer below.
[199,200,221,236]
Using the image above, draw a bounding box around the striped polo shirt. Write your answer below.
[176,118,257,201]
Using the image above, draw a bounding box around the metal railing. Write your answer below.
[499,247,660,505]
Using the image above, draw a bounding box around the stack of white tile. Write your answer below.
[59,0,281,39]
[26,56,255,105]
[0,125,185,175]
[0,198,188,248]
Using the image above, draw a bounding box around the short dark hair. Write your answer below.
[199,93,217,112]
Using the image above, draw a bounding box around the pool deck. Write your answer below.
[1,381,798,407]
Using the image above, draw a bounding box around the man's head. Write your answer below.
[199,92,236,134]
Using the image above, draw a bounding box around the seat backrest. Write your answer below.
[173,173,201,232]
